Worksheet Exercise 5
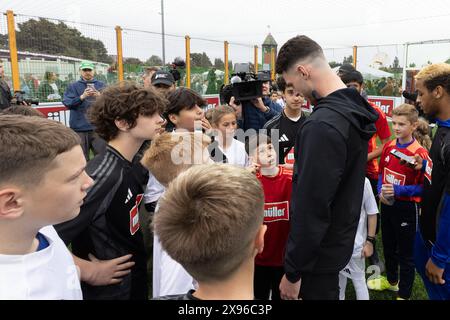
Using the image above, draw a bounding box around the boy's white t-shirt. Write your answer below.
[352,178,379,257]
[218,139,249,167]
[143,171,165,205]
[152,199,195,298]
[0,226,82,300]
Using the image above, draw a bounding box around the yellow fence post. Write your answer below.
[270,48,276,81]
[224,41,229,85]
[6,10,20,92]
[353,45,358,68]
[254,45,258,74]
[185,36,191,88]
[115,26,124,82]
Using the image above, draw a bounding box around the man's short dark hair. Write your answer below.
[88,81,168,141]
[340,70,364,85]
[276,35,324,74]
[166,87,206,116]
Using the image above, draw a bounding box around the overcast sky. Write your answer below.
[1,0,450,67]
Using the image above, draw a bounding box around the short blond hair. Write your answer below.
[211,105,236,126]
[141,132,211,186]
[154,164,264,282]
[415,63,450,95]
[392,103,418,124]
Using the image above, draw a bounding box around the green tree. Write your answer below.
[391,56,402,73]
[190,52,212,68]
[146,55,163,66]
[14,18,112,64]
[445,58,450,64]
[343,55,353,65]
[0,34,8,49]
[214,58,224,69]
[329,61,342,68]
[409,63,416,68]
[123,57,143,65]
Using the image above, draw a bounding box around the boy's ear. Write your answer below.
[0,188,25,220]
[254,224,267,255]
[114,118,130,132]
[168,113,178,126]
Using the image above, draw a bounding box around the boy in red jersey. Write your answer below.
[367,104,429,300]
[247,134,293,300]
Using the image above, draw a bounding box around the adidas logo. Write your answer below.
[125,188,133,204]
[279,134,289,142]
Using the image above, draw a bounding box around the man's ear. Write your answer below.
[296,65,308,79]
[114,118,130,132]
[254,224,267,255]
[0,188,25,220]
[433,85,444,100]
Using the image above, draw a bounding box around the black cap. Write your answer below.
[151,70,175,86]
[337,64,356,76]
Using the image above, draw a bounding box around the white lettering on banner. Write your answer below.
[263,201,289,222]
[383,168,406,186]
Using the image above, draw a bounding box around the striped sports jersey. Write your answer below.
[379,139,429,203]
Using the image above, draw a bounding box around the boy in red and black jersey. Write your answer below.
[367,104,429,300]
[248,134,292,300]
[55,83,167,300]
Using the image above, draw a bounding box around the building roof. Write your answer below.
[262,33,277,46]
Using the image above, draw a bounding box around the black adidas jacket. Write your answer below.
[55,146,148,300]
[285,88,378,282]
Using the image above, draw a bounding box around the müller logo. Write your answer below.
[264,201,289,222]
[384,168,406,186]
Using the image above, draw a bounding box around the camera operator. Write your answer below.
[0,63,12,110]
[229,71,282,131]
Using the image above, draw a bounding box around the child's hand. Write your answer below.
[381,184,395,198]
[201,118,212,131]
[379,193,394,206]
[84,253,135,286]
[246,162,260,175]
[362,242,374,258]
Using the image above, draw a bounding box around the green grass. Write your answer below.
[344,234,429,300]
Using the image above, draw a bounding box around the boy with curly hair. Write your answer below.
[55,82,167,300]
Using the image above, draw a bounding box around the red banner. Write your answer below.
[367,96,396,117]
[202,94,220,111]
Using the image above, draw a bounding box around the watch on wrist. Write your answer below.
[366,236,376,245]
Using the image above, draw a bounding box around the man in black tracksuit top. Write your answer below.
[276,35,378,300]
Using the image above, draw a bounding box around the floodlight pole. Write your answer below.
[161,0,166,66]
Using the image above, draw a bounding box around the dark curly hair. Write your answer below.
[88,82,168,141]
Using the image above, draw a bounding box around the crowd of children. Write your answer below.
[0,37,449,301]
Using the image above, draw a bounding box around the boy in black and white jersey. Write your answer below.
[264,77,306,169]
[55,83,167,300]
